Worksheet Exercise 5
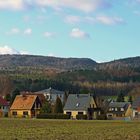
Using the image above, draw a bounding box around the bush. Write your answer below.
[37,113,70,119]
[96,114,107,120]
[76,114,87,120]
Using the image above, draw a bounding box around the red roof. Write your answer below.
[0,97,9,106]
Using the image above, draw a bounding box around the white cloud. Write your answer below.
[0,45,29,55]
[85,16,96,24]
[65,15,81,24]
[48,53,55,57]
[44,32,56,38]
[24,28,32,35]
[0,0,111,12]
[70,28,90,39]
[0,45,20,54]
[36,0,111,13]
[6,28,20,35]
[19,50,29,55]
[0,0,24,10]
[96,16,125,25]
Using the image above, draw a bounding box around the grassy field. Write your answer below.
[0,119,140,140]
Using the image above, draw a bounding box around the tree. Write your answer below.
[54,96,63,113]
[5,94,11,102]
[40,101,52,113]
[63,92,69,107]
[128,95,133,104]
[117,92,124,102]
[11,88,20,103]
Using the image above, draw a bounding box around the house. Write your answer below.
[106,102,131,120]
[132,97,140,119]
[64,94,100,119]
[10,95,42,118]
[35,87,65,104]
[0,96,9,117]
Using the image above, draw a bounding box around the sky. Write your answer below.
[0,0,140,62]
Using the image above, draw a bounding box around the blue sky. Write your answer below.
[0,0,140,62]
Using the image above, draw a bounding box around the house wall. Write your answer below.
[64,110,87,119]
[10,110,31,118]
[125,105,132,117]
[90,98,97,108]
[0,106,9,117]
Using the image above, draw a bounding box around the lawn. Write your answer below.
[0,119,140,140]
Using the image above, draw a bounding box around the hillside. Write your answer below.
[0,55,140,96]
[98,56,140,70]
[0,55,96,70]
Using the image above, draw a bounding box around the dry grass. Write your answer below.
[0,118,140,140]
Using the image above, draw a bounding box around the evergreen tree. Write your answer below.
[5,94,11,102]
[117,92,124,102]
[11,88,20,103]
[40,101,52,113]
[54,96,63,113]
[128,95,133,104]
[63,92,68,107]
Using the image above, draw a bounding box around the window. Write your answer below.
[135,112,138,116]
[76,103,80,107]
[120,108,124,111]
[23,111,28,116]
[66,112,71,115]
[115,108,117,111]
[12,111,17,116]
[108,114,113,117]
[90,104,94,108]
[109,108,112,111]
[111,108,114,111]
[78,112,83,115]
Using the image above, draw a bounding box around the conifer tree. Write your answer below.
[54,96,63,113]
[117,92,124,102]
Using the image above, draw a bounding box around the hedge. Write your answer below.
[96,114,107,120]
[37,113,70,119]
[76,114,87,120]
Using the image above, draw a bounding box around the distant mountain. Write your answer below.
[97,56,140,70]
[0,55,97,70]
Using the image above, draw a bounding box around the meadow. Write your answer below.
[0,119,140,140]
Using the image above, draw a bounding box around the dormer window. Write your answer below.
[76,103,80,107]
[120,108,124,111]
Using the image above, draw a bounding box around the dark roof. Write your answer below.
[36,87,64,95]
[109,102,129,108]
[108,102,130,113]
[0,97,9,106]
[64,94,92,111]
[132,97,140,108]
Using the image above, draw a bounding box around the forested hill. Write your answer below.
[98,56,140,70]
[0,55,140,71]
[0,55,96,70]
[0,55,140,96]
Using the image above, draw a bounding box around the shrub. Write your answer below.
[76,114,87,120]
[37,113,70,119]
[96,114,107,120]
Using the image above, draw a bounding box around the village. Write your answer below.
[0,87,139,120]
